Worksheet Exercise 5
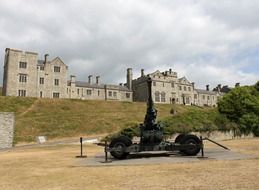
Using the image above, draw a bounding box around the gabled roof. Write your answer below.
[51,57,67,66]
[178,77,192,85]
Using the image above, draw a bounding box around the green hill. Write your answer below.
[0,96,221,143]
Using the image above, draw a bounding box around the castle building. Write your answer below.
[3,48,235,106]
[131,68,220,106]
[2,48,132,101]
[3,48,68,98]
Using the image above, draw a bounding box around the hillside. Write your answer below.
[0,96,219,143]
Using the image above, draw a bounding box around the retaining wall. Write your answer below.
[0,112,15,149]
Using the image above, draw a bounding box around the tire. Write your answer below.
[179,134,201,156]
[174,134,186,143]
[109,135,132,159]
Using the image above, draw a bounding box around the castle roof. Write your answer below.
[68,81,131,92]
[195,89,218,95]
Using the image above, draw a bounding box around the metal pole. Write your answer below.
[101,140,112,163]
[80,137,83,157]
[105,141,108,162]
[76,137,87,158]
[200,136,204,157]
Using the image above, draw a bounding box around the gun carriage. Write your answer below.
[108,77,202,159]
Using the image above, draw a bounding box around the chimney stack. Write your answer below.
[88,75,92,84]
[169,68,172,74]
[96,76,100,84]
[126,68,133,91]
[44,54,49,64]
[141,69,144,77]
[70,75,76,83]
[206,85,209,91]
[191,82,195,89]
[235,83,240,88]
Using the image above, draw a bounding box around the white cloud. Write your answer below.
[0,0,258,88]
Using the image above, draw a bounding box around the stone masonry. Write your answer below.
[0,112,15,149]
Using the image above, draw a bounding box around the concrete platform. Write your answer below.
[75,148,255,167]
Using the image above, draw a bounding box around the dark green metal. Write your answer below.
[140,77,163,145]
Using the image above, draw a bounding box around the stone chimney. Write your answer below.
[70,75,76,83]
[191,82,195,89]
[141,69,144,77]
[206,85,209,91]
[96,76,100,84]
[235,83,240,88]
[169,68,172,74]
[88,75,92,84]
[126,68,133,91]
[44,54,49,64]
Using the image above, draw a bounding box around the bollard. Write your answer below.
[101,140,112,163]
[200,136,204,157]
[198,136,208,159]
[76,137,87,158]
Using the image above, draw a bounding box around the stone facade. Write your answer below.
[0,112,15,149]
[3,48,68,98]
[2,48,132,102]
[3,48,231,105]
[132,69,221,106]
[67,75,132,101]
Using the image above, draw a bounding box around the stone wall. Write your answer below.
[0,112,15,149]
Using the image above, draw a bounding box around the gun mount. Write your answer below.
[108,77,202,159]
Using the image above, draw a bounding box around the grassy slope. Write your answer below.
[0,96,218,143]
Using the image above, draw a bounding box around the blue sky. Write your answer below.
[0,0,258,89]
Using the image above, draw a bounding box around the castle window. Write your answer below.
[19,62,27,69]
[179,86,182,91]
[19,74,27,83]
[39,77,44,84]
[113,91,117,98]
[207,96,210,100]
[54,66,60,72]
[53,92,60,98]
[171,83,174,88]
[108,91,112,97]
[184,86,187,91]
[98,90,100,96]
[188,87,191,91]
[40,66,44,71]
[87,90,92,95]
[161,92,166,102]
[18,90,26,97]
[54,79,59,86]
[126,93,130,98]
[77,89,80,95]
[155,91,160,102]
[194,94,197,99]
[153,81,156,86]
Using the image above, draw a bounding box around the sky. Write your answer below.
[0,0,258,89]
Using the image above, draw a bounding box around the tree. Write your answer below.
[218,82,259,135]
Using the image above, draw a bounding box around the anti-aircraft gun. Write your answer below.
[108,77,201,159]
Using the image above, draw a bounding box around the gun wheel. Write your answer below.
[109,136,132,159]
[180,134,201,156]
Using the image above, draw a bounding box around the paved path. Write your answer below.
[75,148,255,167]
